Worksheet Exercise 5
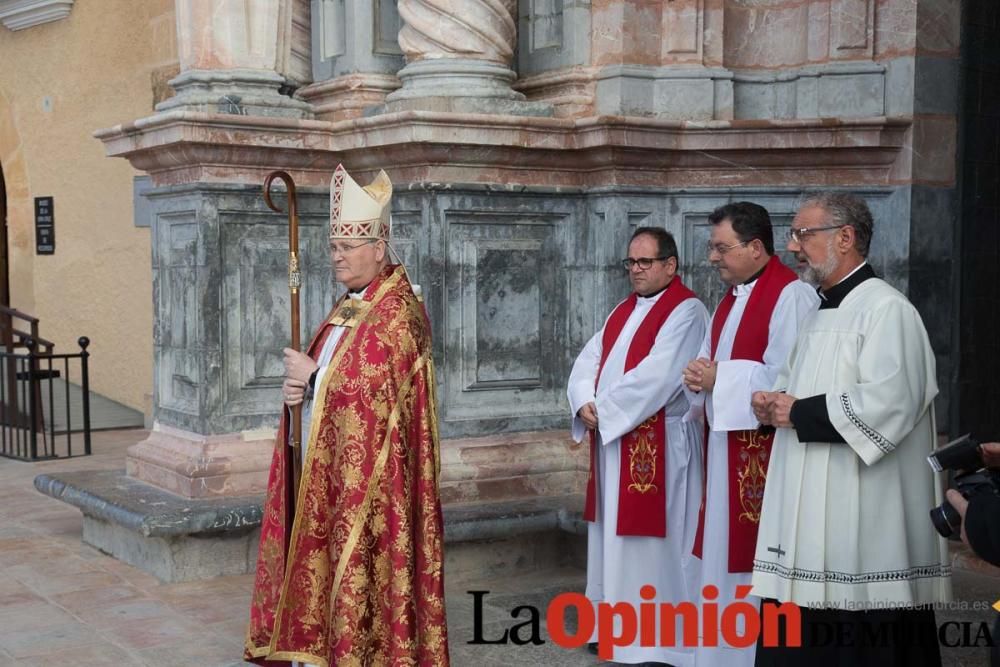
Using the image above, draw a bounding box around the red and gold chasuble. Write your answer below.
[583,278,698,537]
[692,255,796,572]
[245,265,449,667]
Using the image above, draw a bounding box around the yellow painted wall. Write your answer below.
[0,0,177,417]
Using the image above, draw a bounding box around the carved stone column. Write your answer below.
[157,0,311,118]
[384,0,550,115]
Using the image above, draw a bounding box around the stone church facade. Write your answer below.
[3,0,984,512]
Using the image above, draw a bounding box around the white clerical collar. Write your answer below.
[834,261,867,286]
[347,283,370,301]
[818,261,868,302]
[637,289,665,304]
[730,264,768,298]
[732,281,756,298]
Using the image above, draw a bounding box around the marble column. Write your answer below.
[384,0,551,115]
[157,0,311,118]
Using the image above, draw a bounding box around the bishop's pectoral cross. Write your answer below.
[767,544,786,558]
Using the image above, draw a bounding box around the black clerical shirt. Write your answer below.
[788,263,877,443]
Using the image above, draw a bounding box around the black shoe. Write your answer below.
[587,641,599,655]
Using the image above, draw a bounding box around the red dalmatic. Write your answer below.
[583,278,698,537]
[692,255,796,572]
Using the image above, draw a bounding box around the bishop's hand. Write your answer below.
[283,348,319,384]
[283,378,307,407]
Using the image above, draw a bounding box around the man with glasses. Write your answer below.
[568,227,708,665]
[751,193,950,667]
[681,202,818,667]
[246,165,450,667]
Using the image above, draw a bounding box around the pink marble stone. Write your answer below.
[875,0,918,59]
[439,430,587,504]
[96,109,913,189]
[591,0,628,66]
[807,1,832,63]
[724,3,809,68]
[125,424,275,498]
[297,73,401,122]
[703,0,726,67]
[513,67,597,119]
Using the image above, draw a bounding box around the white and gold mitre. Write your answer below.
[329,163,392,240]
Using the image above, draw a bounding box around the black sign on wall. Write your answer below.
[35,197,54,255]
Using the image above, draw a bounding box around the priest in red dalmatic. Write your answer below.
[682,202,818,667]
[568,227,709,665]
[245,165,449,667]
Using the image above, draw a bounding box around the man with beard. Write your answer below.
[568,227,708,665]
[682,202,817,667]
[751,193,951,667]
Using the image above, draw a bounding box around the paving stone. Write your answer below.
[1,429,998,666]
[0,622,103,659]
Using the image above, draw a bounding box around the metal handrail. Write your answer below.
[0,336,91,460]
[0,305,39,324]
[0,325,54,351]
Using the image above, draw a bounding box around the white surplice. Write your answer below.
[684,278,818,667]
[751,278,952,609]
[568,287,709,666]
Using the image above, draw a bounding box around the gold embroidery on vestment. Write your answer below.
[627,413,658,494]
[735,429,768,524]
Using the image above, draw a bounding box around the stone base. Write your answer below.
[444,494,586,585]
[732,61,887,120]
[297,73,401,122]
[375,95,553,117]
[82,516,260,583]
[126,423,275,499]
[382,58,553,117]
[155,68,312,119]
[34,466,586,583]
[595,65,735,120]
[34,469,263,582]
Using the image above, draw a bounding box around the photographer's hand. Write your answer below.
[946,489,970,546]
[980,442,1000,468]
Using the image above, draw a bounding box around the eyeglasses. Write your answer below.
[706,240,748,256]
[787,224,846,244]
[621,257,668,271]
[330,240,375,255]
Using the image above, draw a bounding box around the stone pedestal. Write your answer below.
[299,0,404,120]
[36,430,589,582]
[157,69,311,118]
[162,0,311,119]
[126,424,274,499]
[386,0,551,116]
[34,470,263,583]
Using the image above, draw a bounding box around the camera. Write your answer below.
[928,434,1000,538]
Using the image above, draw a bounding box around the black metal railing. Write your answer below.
[0,336,91,461]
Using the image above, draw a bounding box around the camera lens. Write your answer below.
[929,501,962,538]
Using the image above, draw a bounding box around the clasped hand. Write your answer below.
[682,358,717,393]
[751,391,796,428]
